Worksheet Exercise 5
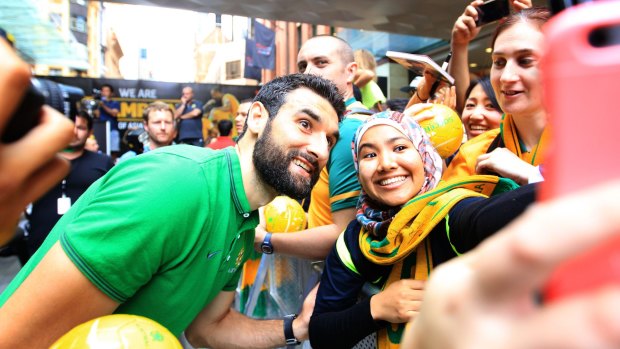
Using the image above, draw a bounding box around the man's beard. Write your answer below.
[253,122,320,200]
[67,139,86,151]
[149,132,169,147]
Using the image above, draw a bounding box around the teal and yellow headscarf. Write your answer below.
[351,110,443,239]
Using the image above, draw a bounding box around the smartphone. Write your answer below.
[549,0,593,15]
[539,2,620,302]
[1,84,45,143]
[475,0,510,27]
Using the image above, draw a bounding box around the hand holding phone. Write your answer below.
[539,1,620,302]
[475,0,510,26]
[0,39,74,245]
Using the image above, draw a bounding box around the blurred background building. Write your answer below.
[0,0,546,99]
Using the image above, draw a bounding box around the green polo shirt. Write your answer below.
[0,145,259,336]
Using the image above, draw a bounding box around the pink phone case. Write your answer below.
[540,2,620,302]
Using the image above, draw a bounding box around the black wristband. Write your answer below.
[283,313,301,346]
[261,232,274,254]
[415,89,429,102]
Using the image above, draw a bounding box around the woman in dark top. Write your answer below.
[309,111,535,349]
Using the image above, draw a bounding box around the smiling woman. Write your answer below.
[443,7,551,186]
[461,76,502,140]
[308,110,539,349]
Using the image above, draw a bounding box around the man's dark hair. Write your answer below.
[217,120,233,137]
[73,110,94,131]
[101,83,114,94]
[239,74,344,141]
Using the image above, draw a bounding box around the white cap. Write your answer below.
[409,76,424,88]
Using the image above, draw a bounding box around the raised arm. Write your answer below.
[99,101,119,118]
[449,0,483,113]
[253,205,355,260]
[354,68,376,88]
[405,70,437,109]
[176,105,202,120]
[0,39,73,244]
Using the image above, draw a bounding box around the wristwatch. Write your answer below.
[260,232,274,254]
[283,313,301,346]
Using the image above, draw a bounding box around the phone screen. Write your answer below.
[475,0,510,26]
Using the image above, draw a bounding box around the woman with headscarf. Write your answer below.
[308,111,537,349]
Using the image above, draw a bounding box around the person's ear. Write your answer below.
[345,61,358,84]
[246,101,269,136]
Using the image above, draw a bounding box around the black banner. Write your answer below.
[40,77,258,154]
[41,76,258,130]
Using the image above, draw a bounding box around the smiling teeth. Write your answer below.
[293,159,310,172]
[470,125,487,131]
[380,176,406,186]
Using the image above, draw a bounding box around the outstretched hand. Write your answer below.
[402,179,620,349]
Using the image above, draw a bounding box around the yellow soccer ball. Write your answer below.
[50,314,182,349]
[263,196,307,233]
[417,104,464,159]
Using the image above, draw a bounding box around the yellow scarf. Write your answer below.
[359,175,510,349]
[502,113,550,166]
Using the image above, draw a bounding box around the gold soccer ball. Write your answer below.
[264,196,307,233]
[417,104,464,159]
[50,314,182,349]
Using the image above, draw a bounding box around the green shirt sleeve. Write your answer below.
[60,152,209,302]
[328,117,364,212]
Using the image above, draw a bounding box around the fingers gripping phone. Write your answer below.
[475,0,510,27]
[539,2,620,302]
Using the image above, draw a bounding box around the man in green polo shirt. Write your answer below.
[0,73,344,348]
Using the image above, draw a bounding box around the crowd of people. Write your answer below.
[1,1,619,349]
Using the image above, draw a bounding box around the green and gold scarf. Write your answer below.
[359,175,515,349]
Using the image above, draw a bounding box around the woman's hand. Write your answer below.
[511,0,533,11]
[475,148,541,185]
[370,279,425,323]
[403,103,435,124]
[432,85,456,111]
[452,0,483,47]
